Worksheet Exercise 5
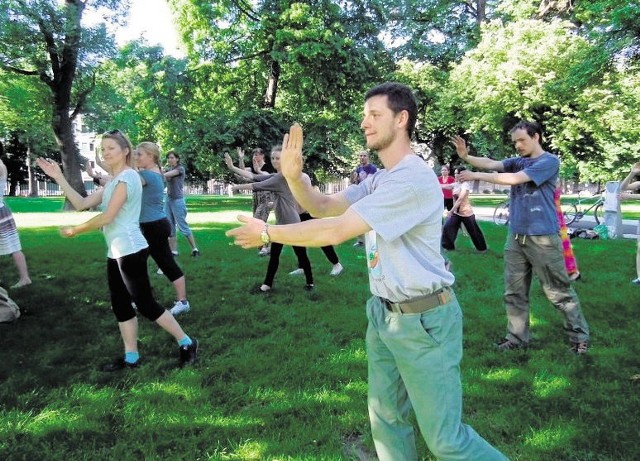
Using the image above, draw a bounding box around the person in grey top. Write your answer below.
[227,82,509,461]
[163,151,200,257]
[225,147,314,292]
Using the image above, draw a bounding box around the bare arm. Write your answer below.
[226,208,371,249]
[224,153,261,181]
[61,182,128,237]
[619,163,640,192]
[449,186,468,215]
[36,158,103,210]
[237,147,246,170]
[280,123,351,217]
[451,136,505,172]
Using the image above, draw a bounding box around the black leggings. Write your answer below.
[107,249,165,323]
[264,243,313,287]
[298,212,339,265]
[441,213,487,251]
[140,218,184,281]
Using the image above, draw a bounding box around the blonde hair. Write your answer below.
[101,130,134,167]
[136,141,162,168]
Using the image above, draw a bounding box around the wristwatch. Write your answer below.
[260,224,270,245]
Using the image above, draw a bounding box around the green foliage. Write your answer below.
[3,0,640,189]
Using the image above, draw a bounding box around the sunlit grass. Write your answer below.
[1,196,639,460]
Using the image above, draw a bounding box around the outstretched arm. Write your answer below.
[36,158,103,210]
[620,163,640,192]
[60,182,128,237]
[618,162,640,200]
[280,123,350,217]
[226,208,371,249]
[451,136,505,172]
[224,153,260,181]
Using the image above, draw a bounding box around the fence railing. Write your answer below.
[12,178,354,198]
[8,177,602,198]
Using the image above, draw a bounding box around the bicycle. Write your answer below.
[562,192,604,226]
[493,199,509,225]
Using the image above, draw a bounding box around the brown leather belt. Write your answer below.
[383,287,452,314]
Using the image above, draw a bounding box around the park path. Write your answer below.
[13,210,247,228]
[12,206,640,239]
[472,206,639,239]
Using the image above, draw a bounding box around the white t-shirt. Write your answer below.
[344,154,454,302]
[101,168,148,259]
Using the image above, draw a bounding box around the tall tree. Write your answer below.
[0,69,58,195]
[0,0,123,201]
[383,0,496,66]
[166,0,392,181]
[441,17,640,182]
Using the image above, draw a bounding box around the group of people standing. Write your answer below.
[5,79,637,460]
[223,145,344,293]
[35,133,199,372]
[225,83,603,460]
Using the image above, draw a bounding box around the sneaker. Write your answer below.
[571,341,589,355]
[156,268,164,275]
[258,246,270,257]
[101,357,140,372]
[252,284,271,294]
[289,268,304,276]
[330,263,344,276]
[494,338,524,351]
[179,338,198,367]
[191,248,200,257]
[304,284,315,291]
[632,278,640,285]
[352,241,364,247]
[170,300,190,316]
[171,251,179,256]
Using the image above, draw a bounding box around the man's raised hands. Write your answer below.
[281,123,304,182]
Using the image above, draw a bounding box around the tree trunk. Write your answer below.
[51,107,86,205]
[476,0,486,25]
[27,146,38,197]
[263,60,280,108]
[46,0,87,208]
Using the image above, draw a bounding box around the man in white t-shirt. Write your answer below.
[227,82,508,461]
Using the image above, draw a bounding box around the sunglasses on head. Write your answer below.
[103,129,123,137]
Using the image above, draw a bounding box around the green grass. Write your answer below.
[1,196,639,460]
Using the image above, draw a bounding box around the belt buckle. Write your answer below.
[437,289,449,305]
[384,299,403,314]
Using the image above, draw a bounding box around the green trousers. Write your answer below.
[366,295,509,461]
[504,233,589,346]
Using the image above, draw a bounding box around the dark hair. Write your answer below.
[365,82,418,138]
[166,150,180,162]
[252,148,264,156]
[510,121,543,142]
[454,166,466,173]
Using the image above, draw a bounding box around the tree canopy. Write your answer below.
[1,0,638,188]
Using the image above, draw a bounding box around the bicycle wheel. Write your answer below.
[593,204,602,225]
[493,201,509,225]
[562,203,578,226]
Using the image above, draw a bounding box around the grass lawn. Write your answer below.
[1,195,639,460]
